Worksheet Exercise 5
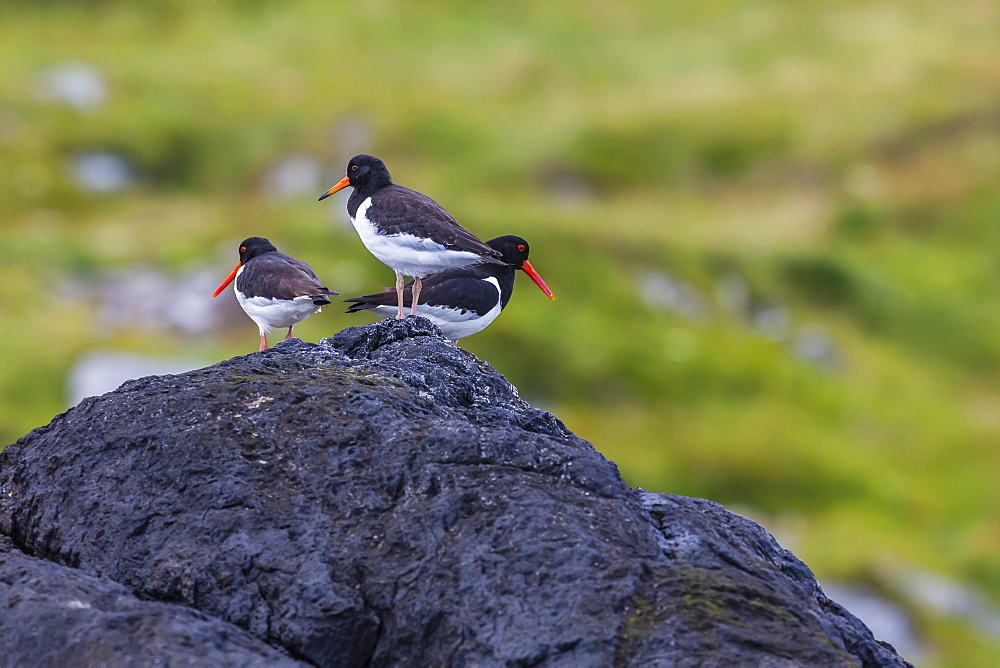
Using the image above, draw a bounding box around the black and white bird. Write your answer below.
[212,237,338,352]
[344,235,555,342]
[319,154,502,320]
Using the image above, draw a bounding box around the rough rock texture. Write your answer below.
[0,318,909,666]
[0,536,303,666]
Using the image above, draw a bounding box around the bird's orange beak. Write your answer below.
[520,261,556,300]
[212,262,241,297]
[318,175,351,201]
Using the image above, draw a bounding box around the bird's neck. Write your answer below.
[347,190,366,219]
[348,176,392,218]
[496,265,517,308]
[359,173,392,198]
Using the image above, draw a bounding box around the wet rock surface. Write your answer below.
[0,318,909,666]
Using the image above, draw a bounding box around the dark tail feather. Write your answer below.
[343,286,415,313]
[344,298,379,314]
[310,287,339,305]
[480,254,506,266]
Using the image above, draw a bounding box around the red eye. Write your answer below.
[517,244,526,252]
[240,246,246,253]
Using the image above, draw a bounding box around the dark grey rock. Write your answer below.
[0,536,303,666]
[0,317,909,666]
[822,583,924,659]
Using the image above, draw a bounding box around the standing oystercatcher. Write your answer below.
[343,235,555,342]
[212,237,338,352]
[318,154,502,320]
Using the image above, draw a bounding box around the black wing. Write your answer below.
[345,265,504,317]
[238,253,339,301]
[367,185,502,260]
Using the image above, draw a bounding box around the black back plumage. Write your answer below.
[235,237,338,303]
[344,155,502,261]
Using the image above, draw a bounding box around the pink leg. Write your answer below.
[258,333,269,352]
[284,327,293,340]
[395,272,406,320]
[411,277,423,316]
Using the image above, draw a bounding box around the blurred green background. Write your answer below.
[1,1,997,663]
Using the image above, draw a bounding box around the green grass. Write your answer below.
[1,2,998,663]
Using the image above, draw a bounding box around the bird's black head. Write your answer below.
[487,235,531,266]
[486,235,556,300]
[319,154,392,201]
[237,237,278,264]
[213,236,280,297]
[347,154,392,189]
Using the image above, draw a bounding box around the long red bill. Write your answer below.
[318,175,351,201]
[212,262,241,298]
[520,260,556,300]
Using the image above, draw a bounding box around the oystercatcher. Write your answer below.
[212,237,338,352]
[343,235,555,342]
[319,154,502,320]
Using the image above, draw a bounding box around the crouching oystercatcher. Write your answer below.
[319,154,502,320]
[344,235,555,342]
[212,237,338,351]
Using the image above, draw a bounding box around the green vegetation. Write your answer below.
[1,2,997,663]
